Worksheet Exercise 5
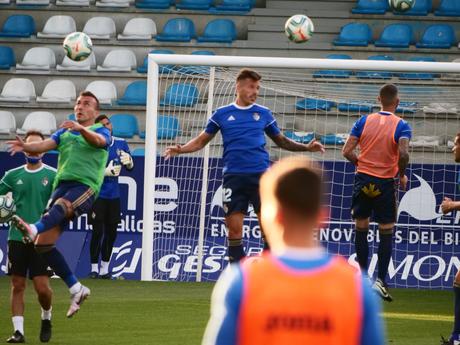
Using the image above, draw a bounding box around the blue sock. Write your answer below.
[35,204,66,234]
[377,233,393,283]
[355,229,369,272]
[228,238,246,263]
[453,285,460,337]
[41,247,78,288]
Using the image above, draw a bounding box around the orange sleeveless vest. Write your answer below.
[357,112,401,178]
[237,255,363,345]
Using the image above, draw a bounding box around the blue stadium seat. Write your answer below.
[284,131,315,144]
[352,0,388,14]
[137,49,175,74]
[313,54,352,78]
[435,0,460,16]
[356,55,394,79]
[118,81,147,106]
[160,83,199,107]
[68,113,76,121]
[176,0,212,10]
[176,50,215,75]
[375,24,413,48]
[337,100,374,112]
[132,148,145,156]
[296,98,336,111]
[197,19,237,43]
[156,18,195,42]
[320,134,345,145]
[157,115,180,139]
[0,46,15,69]
[0,15,35,38]
[394,0,431,15]
[396,101,417,114]
[212,0,253,12]
[333,23,372,47]
[135,0,170,8]
[398,56,436,80]
[110,114,139,138]
[416,24,456,49]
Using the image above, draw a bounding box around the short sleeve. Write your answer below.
[350,115,368,138]
[95,126,111,147]
[51,128,67,145]
[205,111,221,135]
[0,171,12,195]
[394,120,412,142]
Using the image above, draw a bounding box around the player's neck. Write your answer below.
[26,161,43,171]
[78,119,94,127]
[380,107,396,114]
[235,98,254,108]
[282,228,318,249]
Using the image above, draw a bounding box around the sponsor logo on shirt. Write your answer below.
[253,113,260,121]
[227,115,236,121]
[16,179,23,185]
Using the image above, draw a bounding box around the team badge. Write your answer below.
[253,113,260,121]
[42,177,49,187]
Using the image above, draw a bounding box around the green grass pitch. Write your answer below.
[0,277,454,344]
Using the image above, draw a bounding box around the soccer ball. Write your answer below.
[285,14,314,43]
[389,0,416,12]
[0,195,15,223]
[63,32,93,62]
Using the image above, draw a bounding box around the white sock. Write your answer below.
[30,224,38,237]
[12,316,24,334]
[69,282,82,295]
[100,261,109,275]
[41,307,52,320]
[91,264,99,273]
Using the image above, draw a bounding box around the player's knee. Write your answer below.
[35,283,52,297]
[35,244,55,254]
[11,278,26,294]
[55,198,74,219]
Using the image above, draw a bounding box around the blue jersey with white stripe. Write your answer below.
[205,103,281,174]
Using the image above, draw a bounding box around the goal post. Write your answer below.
[143,54,460,288]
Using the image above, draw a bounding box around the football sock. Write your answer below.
[41,307,52,321]
[228,238,246,263]
[453,284,460,335]
[12,316,24,334]
[35,204,66,234]
[100,261,109,276]
[355,228,369,272]
[377,233,393,283]
[91,263,99,273]
[69,282,82,295]
[42,248,78,288]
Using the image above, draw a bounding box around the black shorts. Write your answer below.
[89,198,121,224]
[7,241,50,279]
[351,172,397,224]
[222,173,262,216]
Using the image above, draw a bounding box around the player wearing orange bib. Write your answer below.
[202,156,384,345]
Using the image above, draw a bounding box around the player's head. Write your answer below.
[74,91,100,125]
[24,130,45,164]
[95,114,112,134]
[235,68,261,106]
[260,156,324,252]
[453,133,460,163]
[378,84,399,111]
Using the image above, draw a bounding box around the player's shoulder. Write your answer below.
[112,136,126,144]
[4,165,26,177]
[213,103,235,115]
[251,103,271,112]
[42,164,57,174]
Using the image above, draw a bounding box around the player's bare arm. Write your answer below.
[342,135,359,165]
[7,136,57,155]
[60,120,107,148]
[269,133,325,153]
[398,138,410,190]
[164,131,215,159]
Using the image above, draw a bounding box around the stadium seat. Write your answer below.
[97,49,137,72]
[435,0,460,16]
[0,15,35,38]
[83,17,116,40]
[137,49,175,74]
[135,0,170,9]
[17,111,57,135]
[0,0,10,4]
[320,134,346,145]
[110,114,139,138]
[132,147,145,156]
[0,46,15,70]
[212,0,253,12]
[96,0,130,8]
[16,47,56,70]
[313,54,352,78]
[398,56,436,80]
[352,0,388,14]
[197,19,237,43]
[337,100,374,112]
[396,101,417,114]
[176,50,215,75]
[118,18,156,40]
[68,113,76,121]
[393,0,431,15]
[0,111,16,134]
[284,131,315,144]
[296,98,335,111]
[374,24,414,48]
[85,80,117,105]
[37,15,76,38]
[410,136,442,148]
[156,18,195,42]
[118,81,147,106]
[333,23,372,46]
[0,78,35,102]
[157,115,180,139]
[160,83,199,107]
[423,102,457,114]
[356,55,394,79]
[57,52,96,71]
[56,0,89,6]
[17,0,50,5]
[176,0,212,10]
[37,79,76,103]
[416,24,456,49]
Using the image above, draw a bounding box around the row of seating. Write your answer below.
[353,0,460,16]
[0,15,237,43]
[335,22,458,49]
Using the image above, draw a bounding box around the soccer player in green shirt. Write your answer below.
[1,131,56,343]
[7,91,111,318]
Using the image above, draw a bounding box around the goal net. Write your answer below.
[144,55,460,289]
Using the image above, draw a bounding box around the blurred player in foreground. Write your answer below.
[165,68,324,263]
[89,115,133,279]
[1,131,56,343]
[440,133,460,345]
[6,91,110,318]
[342,84,412,302]
[202,156,384,345]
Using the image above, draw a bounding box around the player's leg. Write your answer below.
[89,199,105,278]
[99,199,121,278]
[225,212,246,262]
[248,173,268,251]
[447,270,460,344]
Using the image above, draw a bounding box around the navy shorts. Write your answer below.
[351,172,397,224]
[222,173,262,216]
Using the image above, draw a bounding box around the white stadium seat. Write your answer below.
[37,79,76,103]
[83,17,116,40]
[97,49,137,72]
[57,52,96,72]
[17,111,57,135]
[96,0,130,7]
[0,78,36,102]
[16,47,56,71]
[56,0,90,6]
[37,15,76,38]
[423,102,458,114]
[16,0,49,4]
[117,18,156,40]
[0,111,16,134]
[85,80,117,105]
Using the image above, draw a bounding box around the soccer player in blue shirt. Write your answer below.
[89,115,134,279]
[165,68,325,262]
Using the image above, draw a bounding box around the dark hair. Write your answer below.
[24,130,45,141]
[379,84,398,107]
[236,68,262,82]
[78,91,100,110]
[95,114,109,123]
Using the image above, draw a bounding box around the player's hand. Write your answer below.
[441,197,454,214]
[6,135,25,156]
[399,175,408,191]
[306,139,325,153]
[60,120,84,132]
[119,150,134,169]
[164,144,181,160]
[105,160,121,177]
